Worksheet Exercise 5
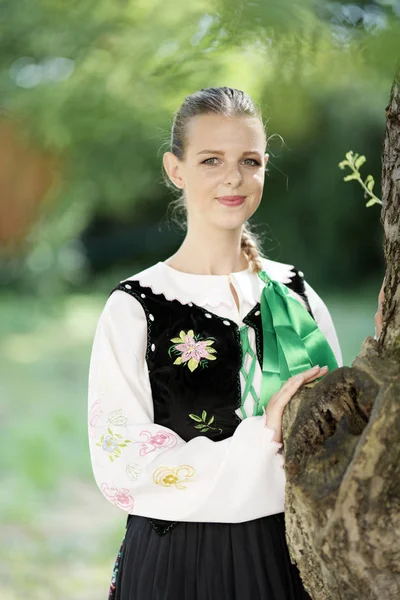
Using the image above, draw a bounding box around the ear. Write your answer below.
[264,153,270,166]
[163,152,185,189]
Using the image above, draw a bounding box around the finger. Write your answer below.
[378,277,385,305]
[374,310,383,338]
[281,366,328,391]
[270,367,327,410]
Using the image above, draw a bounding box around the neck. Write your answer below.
[166,223,248,275]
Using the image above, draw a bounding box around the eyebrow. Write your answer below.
[196,150,263,157]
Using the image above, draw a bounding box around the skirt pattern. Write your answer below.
[108,512,311,600]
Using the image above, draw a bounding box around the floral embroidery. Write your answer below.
[96,427,131,462]
[135,429,178,456]
[153,465,195,490]
[88,399,103,438]
[168,329,217,372]
[108,535,125,599]
[126,463,143,481]
[189,410,222,434]
[101,483,135,511]
[108,408,128,426]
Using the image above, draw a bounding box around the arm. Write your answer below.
[88,290,286,523]
[303,279,343,367]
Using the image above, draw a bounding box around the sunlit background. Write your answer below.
[1,0,398,597]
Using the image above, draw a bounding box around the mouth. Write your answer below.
[216,195,246,206]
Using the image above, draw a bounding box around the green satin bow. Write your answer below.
[257,270,338,413]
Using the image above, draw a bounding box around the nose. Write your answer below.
[224,164,243,187]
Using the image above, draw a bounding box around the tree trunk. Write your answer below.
[282,72,400,600]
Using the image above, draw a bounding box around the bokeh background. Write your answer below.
[1,0,398,598]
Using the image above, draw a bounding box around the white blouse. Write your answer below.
[88,257,343,523]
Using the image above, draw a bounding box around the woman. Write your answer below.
[88,86,385,599]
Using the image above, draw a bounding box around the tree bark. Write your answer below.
[282,72,400,600]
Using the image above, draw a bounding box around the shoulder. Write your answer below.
[99,264,163,329]
[105,261,162,313]
[259,256,297,283]
[119,261,161,286]
[101,260,179,329]
[259,256,312,313]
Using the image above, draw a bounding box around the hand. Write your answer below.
[264,365,329,443]
[374,276,385,340]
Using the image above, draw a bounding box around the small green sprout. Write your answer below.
[338,151,382,207]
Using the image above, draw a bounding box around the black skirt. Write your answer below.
[108,512,311,600]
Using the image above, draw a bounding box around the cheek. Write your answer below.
[187,167,217,186]
[252,170,265,184]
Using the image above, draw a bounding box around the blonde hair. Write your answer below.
[163,86,268,273]
[241,223,264,273]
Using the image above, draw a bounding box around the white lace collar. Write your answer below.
[120,257,296,309]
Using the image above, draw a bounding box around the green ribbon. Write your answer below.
[257,270,338,413]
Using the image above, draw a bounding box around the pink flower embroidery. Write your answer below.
[89,399,103,438]
[169,330,217,372]
[136,430,178,456]
[101,483,135,512]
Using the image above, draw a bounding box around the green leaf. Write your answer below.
[188,358,198,372]
[366,177,375,191]
[208,415,215,425]
[345,151,354,162]
[194,424,206,429]
[344,173,359,182]
[189,413,202,422]
[366,198,376,207]
[355,155,366,170]
[202,410,207,421]
[201,427,210,432]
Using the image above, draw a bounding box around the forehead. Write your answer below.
[185,114,266,153]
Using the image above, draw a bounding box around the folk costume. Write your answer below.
[88,257,343,600]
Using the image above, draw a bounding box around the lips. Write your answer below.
[217,196,246,206]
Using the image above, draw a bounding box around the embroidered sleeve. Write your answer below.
[303,279,343,367]
[88,290,285,523]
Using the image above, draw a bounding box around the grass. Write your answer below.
[0,283,379,599]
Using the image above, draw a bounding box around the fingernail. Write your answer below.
[320,365,328,370]
[313,365,320,369]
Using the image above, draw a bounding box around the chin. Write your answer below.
[211,216,249,231]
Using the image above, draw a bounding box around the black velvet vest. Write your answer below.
[109,266,314,534]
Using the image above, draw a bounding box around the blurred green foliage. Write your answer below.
[1,0,398,292]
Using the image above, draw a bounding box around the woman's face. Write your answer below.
[163,113,269,232]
